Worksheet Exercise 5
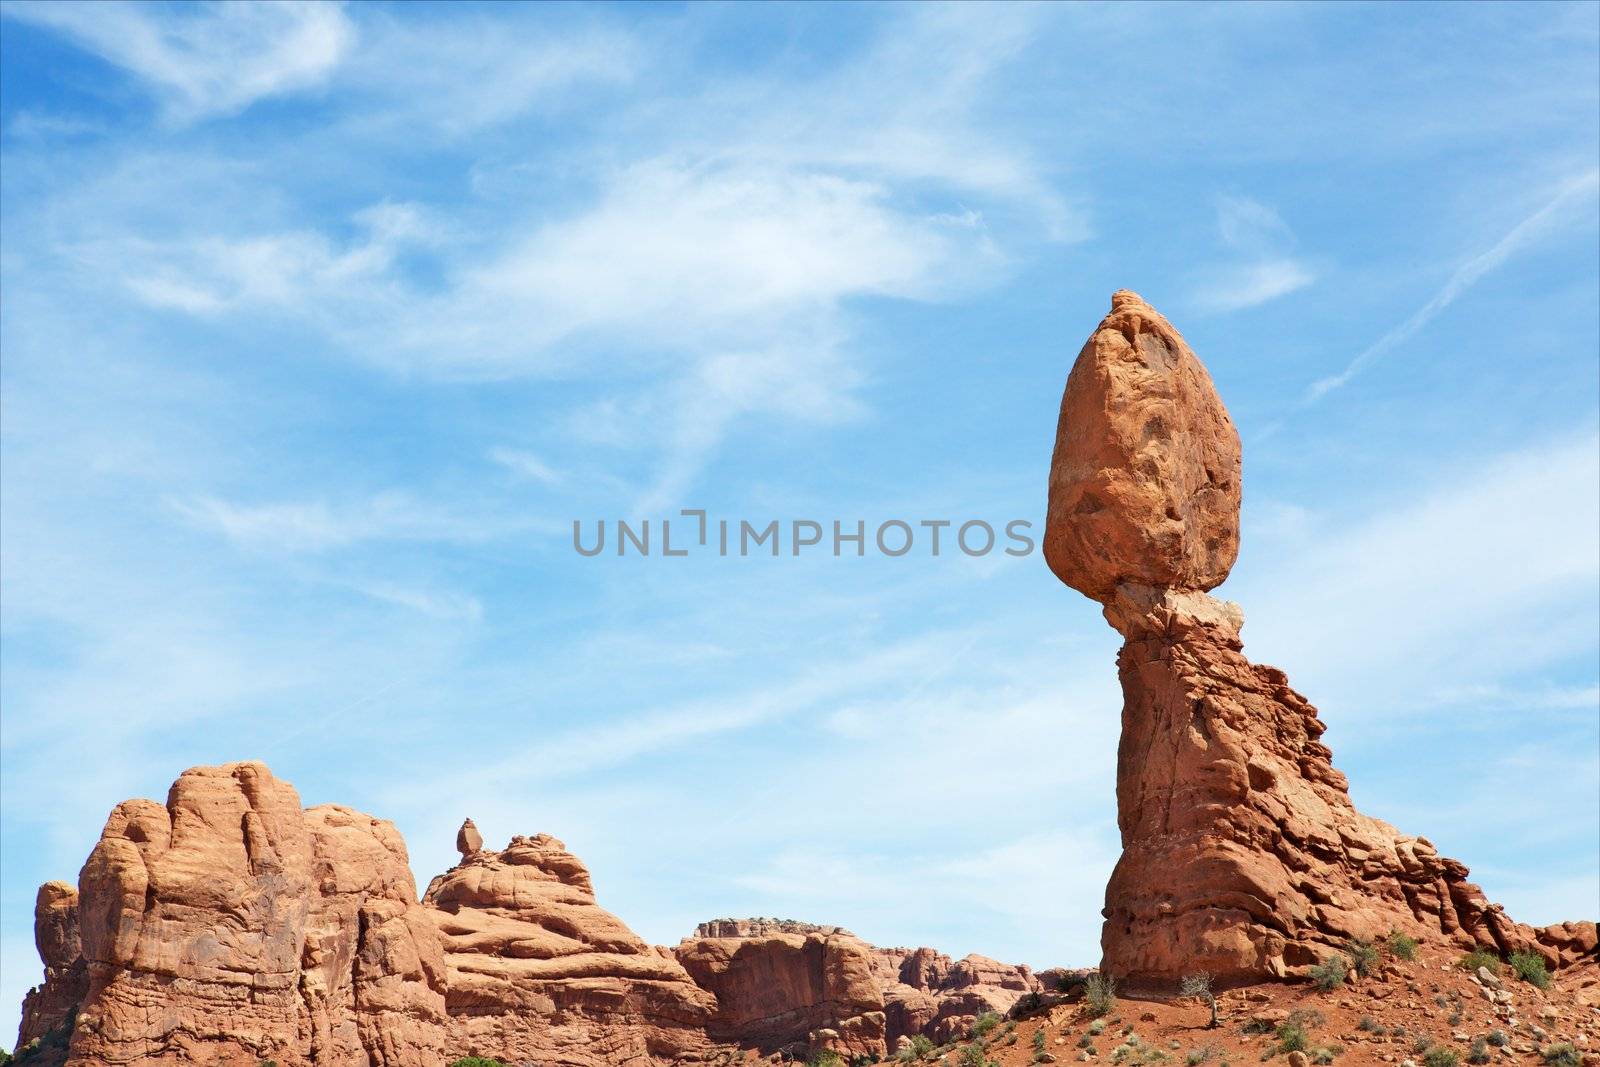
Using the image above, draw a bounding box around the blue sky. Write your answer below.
[1,0,1597,1040]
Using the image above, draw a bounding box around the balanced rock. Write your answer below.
[456,817,483,857]
[1044,289,1241,604]
[1048,292,1598,987]
[424,832,716,1066]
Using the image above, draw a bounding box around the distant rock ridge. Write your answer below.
[1046,290,1599,987]
[692,917,855,939]
[13,764,1049,1064]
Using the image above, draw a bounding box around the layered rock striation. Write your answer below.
[1046,291,1598,987]
[424,832,716,1066]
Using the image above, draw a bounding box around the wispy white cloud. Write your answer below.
[113,201,436,316]
[3,0,355,122]
[1189,195,1316,312]
[169,491,550,553]
[1307,168,1600,401]
[339,11,640,136]
[1236,431,1600,716]
[487,447,564,487]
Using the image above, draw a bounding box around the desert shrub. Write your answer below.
[809,1053,846,1067]
[1467,1037,1490,1065]
[1387,931,1419,961]
[898,1035,936,1061]
[1485,1030,1508,1048]
[1422,1049,1459,1067]
[1083,974,1117,1018]
[1542,1044,1581,1067]
[1457,948,1500,975]
[1345,938,1380,977]
[1078,1033,1096,1049]
[1015,991,1044,1015]
[955,1046,986,1067]
[972,1012,1003,1038]
[1275,1022,1308,1054]
[1033,1030,1047,1052]
[1412,1034,1435,1054]
[1510,951,1551,990]
[1180,973,1219,1029]
[1309,954,1347,991]
[1311,1049,1339,1065]
[1089,1019,1107,1035]
[1356,1016,1384,1034]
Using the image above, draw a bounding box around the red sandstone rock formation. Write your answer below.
[48,762,445,1066]
[675,923,886,1058]
[1044,289,1241,602]
[675,921,1045,1056]
[14,881,86,1064]
[424,832,716,1066]
[869,945,1040,1046]
[1046,291,1598,988]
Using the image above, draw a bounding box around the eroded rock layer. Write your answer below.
[675,923,1045,1058]
[1047,291,1598,987]
[1103,599,1590,985]
[424,833,716,1066]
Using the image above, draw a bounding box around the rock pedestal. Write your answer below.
[1047,292,1597,987]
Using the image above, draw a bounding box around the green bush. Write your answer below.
[1486,1030,1509,1048]
[1033,1030,1047,1052]
[1309,954,1347,991]
[1386,931,1419,961]
[1083,974,1117,1018]
[1467,1037,1490,1065]
[1510,951,1551,990]
[1088,1019,1106,1035]
[955,1047,987,1067]
[971,1012,1003,1039]
[1457,948,1500,975]
[1275,1022,1308,1054]
[1422,1049,1459,1067]
[1311,1050,1339,1065]
[1345,938,1380,978]
[1356,1016,1384,1035]
[898,1035,936,1061]
[1542,1044,1581,1067]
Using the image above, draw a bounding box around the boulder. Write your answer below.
[1044,289,1241,602]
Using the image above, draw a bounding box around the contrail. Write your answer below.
[1305,168,1600,404]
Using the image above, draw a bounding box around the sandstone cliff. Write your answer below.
[1045,290,1598,988]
